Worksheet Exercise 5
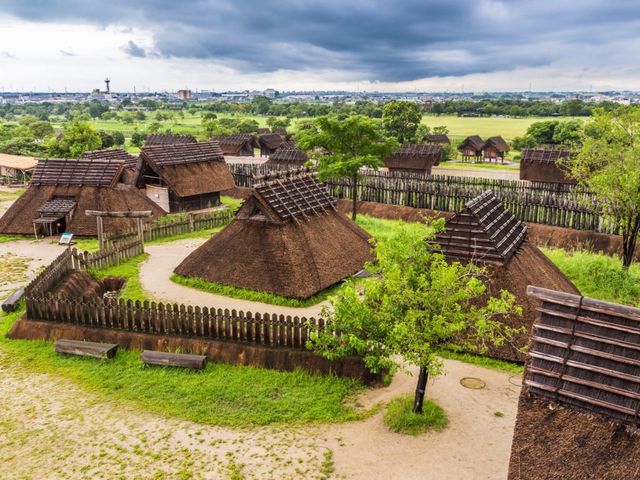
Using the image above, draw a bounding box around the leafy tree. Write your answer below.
[202,119,231,137]
[48,121,101,158]
[308,223,521,413]
[235,118,260,133]
[202,112,218,121]
[112,131,125,146]
[382,100,423,143]
[525,120,558,145]
[552,119,583,146]
[296,115,398,220]
[146,122,162,134]
[432,125,449,135]
[27,120,54,139]
[130,130,147,147]
[251,96,273,115]
[266,117,291,130]
[565,108,640,267]
[99,130,114,148]
[18,115,39,126]
[88,101,109,119]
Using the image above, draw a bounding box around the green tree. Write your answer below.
[112,131,125,146]
[99,130,114,148]
[565,108,640,267]
[251,96,273,115]
[382,101,424,143]
[552,119,583,146]
[27,120,54,139]
[130,130,147,147]
[525,120,558,145]
[48,121,101,158]
[296,115,398,220]
[266,117,291,130]
[432,125,449,135]
[88,101,109,119]
[308,223,521,413]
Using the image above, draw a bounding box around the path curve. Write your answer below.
[140,238,326,317]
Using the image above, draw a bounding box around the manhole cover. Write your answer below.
[460,377,486,389]
[508,375,523,387]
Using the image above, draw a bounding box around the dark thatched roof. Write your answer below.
[424,134,450,144]
[139,141,235,197]
[434,191,578,362]
[520,148,576,184]
[211,134,256,156]
[484,136,510,153]
[435,191,527,266]
[272,127,289,138]
[265,142,309,166]
[174,169,373,299]
[508,286,640,479]
[81,148,139,169]
[384,144,442,173]
[458,135,485,152]
[144,133,197,146]
[31,158,124,187]
[258,133,284,152]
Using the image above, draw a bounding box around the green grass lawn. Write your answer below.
[383,394,448,435]
[435,161,520,171]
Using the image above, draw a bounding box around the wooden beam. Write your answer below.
[54,339,118,359]
[140,350,207,369]
[85,210,153,218]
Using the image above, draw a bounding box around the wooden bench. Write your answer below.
[2,288,24,313]
[140,350,207,369]
[54,339,118,359]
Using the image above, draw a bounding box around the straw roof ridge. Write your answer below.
[144,133,197,146]
[31,158,124,187]
[459,135,485,151]
[384,143,442,171]
[521,147,572,164]
[485,136,510,152]
[82,148,139,168]
[424,134,450,144]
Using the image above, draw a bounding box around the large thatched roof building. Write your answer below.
[384,144,442,175]
[434,191,579,361]
[520,148,576,184]
[0,157,164,237]
[264,141,309,167]
[212,133,257,157]
[483,136,509,162]
[144,133,197,146]
[175,169,373,299]
[458,135,485,161]
[509,286,640,479]
[136,141,235,213]
[81,148,139,184]
[258,133,285,157]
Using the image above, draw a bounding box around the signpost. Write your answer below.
[58,232,74,245]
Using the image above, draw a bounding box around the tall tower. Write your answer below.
[104,77,111,93]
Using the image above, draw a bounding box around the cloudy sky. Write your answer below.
[1,0,640,92]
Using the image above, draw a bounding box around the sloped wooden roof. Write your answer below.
[266,142,309,165]
[435,191,527,265]
[253,168,336,222]
[31,158,124,187]
[384,143,442,171]
[144,133,197,146]
[521,148,571,164]
[258,133,284,151]
[211,133,257,154]
[36,198,77,215]
[525,285,640,426]
[459,135,485,152]
[485,136,510,152]
[141,141,224,167]
[0,153,37,171]
[82,148,139,168]
[424,134,450,144]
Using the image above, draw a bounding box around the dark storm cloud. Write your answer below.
[123,40,146,58]
[2,0,640,81]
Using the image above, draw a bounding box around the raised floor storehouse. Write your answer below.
[136,141,235,213]
[175,168,373,299]
[0,157,164,237]
[458,135,485,161]
[434,191,579,361]
[519,148,576,184]
[384,143,442,175]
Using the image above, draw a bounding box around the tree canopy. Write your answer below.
[382,100,424,143]
[47,121,102,158]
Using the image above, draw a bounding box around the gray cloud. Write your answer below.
[123,40,146,57]
[2,0,640,81]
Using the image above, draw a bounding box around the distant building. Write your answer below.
[263,88,277,99]
[176,89,192,101]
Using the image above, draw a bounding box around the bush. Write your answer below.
[384,394,448,435]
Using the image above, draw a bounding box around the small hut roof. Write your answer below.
[0,153,37,171]
[211,133,257,154]
[266,142,309,165]
[519,148,576,184]
[36,198,76,215]
[384,144,442,171]
[144,133,197,146]
[521,147,571,164]
[31,158,124,187]
[140,141,234,197]
[485,136,510,152]
[435,191,527,265]
[258,133,284,151]
[174,169,372,299]
[424,134,450,144]
[459,135,485,151]
[82,148,139,169]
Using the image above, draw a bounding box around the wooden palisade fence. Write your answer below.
[228,163,617,234]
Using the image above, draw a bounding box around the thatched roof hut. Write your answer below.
[0,153,37,184]
[212,134,256,157]
[272,127,291,140]
[144,133,197,146]
[520,148,576,184]
[458,135,485,160]
[483,136,509,161]
[264,141,309,166]
[424,134,451,145]
[384,144,442,175]
[434,191,579,361]
[136,141,235,213]
[258,133,285,157]
[81,148,139,183]
[175,168,373,299]
[0,158,164,237]
[508,286,640,479]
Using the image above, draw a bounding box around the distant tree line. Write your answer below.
[428,99,620,117]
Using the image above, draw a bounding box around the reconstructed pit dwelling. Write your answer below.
[383,143,443,175]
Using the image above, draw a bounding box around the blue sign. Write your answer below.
[59,232,74,245]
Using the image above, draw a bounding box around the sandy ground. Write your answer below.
[432,165,519,181]
[141,238,327,317]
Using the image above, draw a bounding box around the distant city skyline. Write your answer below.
[1,1,640,92]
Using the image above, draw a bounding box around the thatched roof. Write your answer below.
[139,141,235,197]
[424,134,450,145]
[211,134,256,156]
[31,158,125,187]
[0,153,37,172]
[144,133,197,146]
[520,148,576,184]
[258,133,284,152]
[508,286,640,479]
[384,144,442,172]
[272,127,289,138]
[459,135,485,152]
[174,169,373,299]
[435,191,527,265]
[484,136,510,153]
[82,148,139,169]
[435,191,578,362]
[265,142,309,166]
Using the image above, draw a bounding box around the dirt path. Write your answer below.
[432,165,519,181]
[0,347,520,480]
[140,238,327,317]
